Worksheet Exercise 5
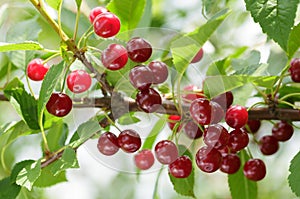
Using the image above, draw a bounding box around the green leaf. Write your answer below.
[171,9,229,75]
[11,160,35,183]
[228,150,257,199]
[51,148,79,176]
[288,150,300,197]
[34,164,67,187]
[287,23,300,58]
[117,112,141,125]
[45,0,62,10]
[142,116,167,150]
[0,42,44,52]
[244,0,299,51]
[4,78,40,130]
[45,120,68,152]
[0,177,21,199]
[16,160,42,191]
[231,50,260,72]
[37,62,64,125]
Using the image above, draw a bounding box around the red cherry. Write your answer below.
[220,153,241,174]
[289,58,300,82]
[27,58,49,81]
[191,48,204,63]
[101,44,128,70]
[225,105,248,129]
[93,12,120,38]
[228,129,249,153]
[169,156,192,178]
[67,70,92,93]
[212,91,234,110]
[183,120,203,139]
[154,140,178,165]
[97,132,119,156]
[117,129,141,153]
[134,149,155,170]
[272,121,294,142]
[129,65,153,90]
[259,135,279,155]
[46,93,72,117]
[203,124,230,150]
[126,37,152,63]
[182,85,204,103]
[195,146,222,173]
[136,88,162,113]
[89,6,109,23]
[243,120,261,134]
[148,61,168,84]
[167,115,181,131]
[243,159,266,181]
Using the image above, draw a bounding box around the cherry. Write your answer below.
[46,93,72,117]
[243,159,266,181]
[117,129,141,153]
[243,120,261,134]
[220,153,241,174]
[182,85,204,103]
[126,37,152,63]
[148,61,168,84]
[225,105,248,129]
[101,43,128,71]
[272,121,294,142]
[189,98,224,125]
[129,65,153,90]
[89,6,109,23]
[212,91,234,110]
[259,135,279,155]
[167,115,181,132]
[169,156,192,178]
[136,88,162,113]
[27,58,49,81]
[97,132,119,156]
[134,149,155,170]
[67,70,92,93]
[195,146,222,173]
[191,48,204,63]
[183,120,203,139]
[154,140,178,165]
[228,129,249,153]
[93,12,120,38]
[203,124,230,150]
[289,58,300,82]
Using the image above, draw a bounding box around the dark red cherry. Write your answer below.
[67,70,92,93]
[272,121,294,142]
[203,124,230,150]
[212,91,234,110]
[228,129,249,153]
[136,88,162,113]
[97,132,119,156]
[46,93,72,117]
[129,65,153,90]
[183,120,203,139]
[191,48,204,63]
[148,61,168,84]
[117,129,141,153]
[195,146,222,173]
[126,37,152,63]
[27,58,49,81]
[134,149,155,170]
[243,120,261,134]
[101,44,128,70]
[259,135,279,155]
[89,6,109,23]
[243,159,266,181]
[225,105,248,129]
[169,156,192,178]
[220,153,241,174]
[289,58,300,82]
[93,12,120,38]
[154,140,178,165]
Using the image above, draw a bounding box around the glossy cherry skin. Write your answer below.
[195,146,222,173]
[203,124,230,150]
[191,48,204,63]
[46,93,72,117]
[212,91,234,110]
[220,153,241,174]
[259,135,279,155]
[126,37,152,63]
[117,129,141,153]
[89,6,109,23]
[129,65,153,90]
[228,129,249,153]
[289,58,300,82]
[67,70,92,93]
[169,156,192,178]
[97,132,119,156]
[167,115,181,132]
[272,121,294,142]
[134,149,155,170]
[27,58,49,81]
[243,120,261,134]
[243,159,266,181]
[154,140,178,165]
[93,12,120,38]
[225,105,248,129]
[183,120,203,139]
[136,88,162,113]
[148,61,168,84]
[101,44,128,70]
[182,85,204,103]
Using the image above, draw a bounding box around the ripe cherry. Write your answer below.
[191,48,204,63]
[203,124,230,150]
[220,153,241,174]
[101,44,128,70]
[228,129,249,153]
[46,93,72,117]
[243,159,266,181]
[67,70,92,93]
[289,58,300,82]
[134,149,155,170]
[117,129,141,153]
[89,6,109,23]
[148,61,168,84]
[225,105,248,129]
[136,88,162,113]
[183,120,203,139]
[129,65,153,90]
[195,146,222,173]
[272,121,294,142]
[259,135,279,155]
[169,156,192,178]
[126,37,152,63]
[97,132,119,156]
[212,91,234,110]
[167,115,181,132]
[154,140,178,165]
[243,120,261,134]
[27,58,49,81]
[182,85,204,103]
[93,12,120,38]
